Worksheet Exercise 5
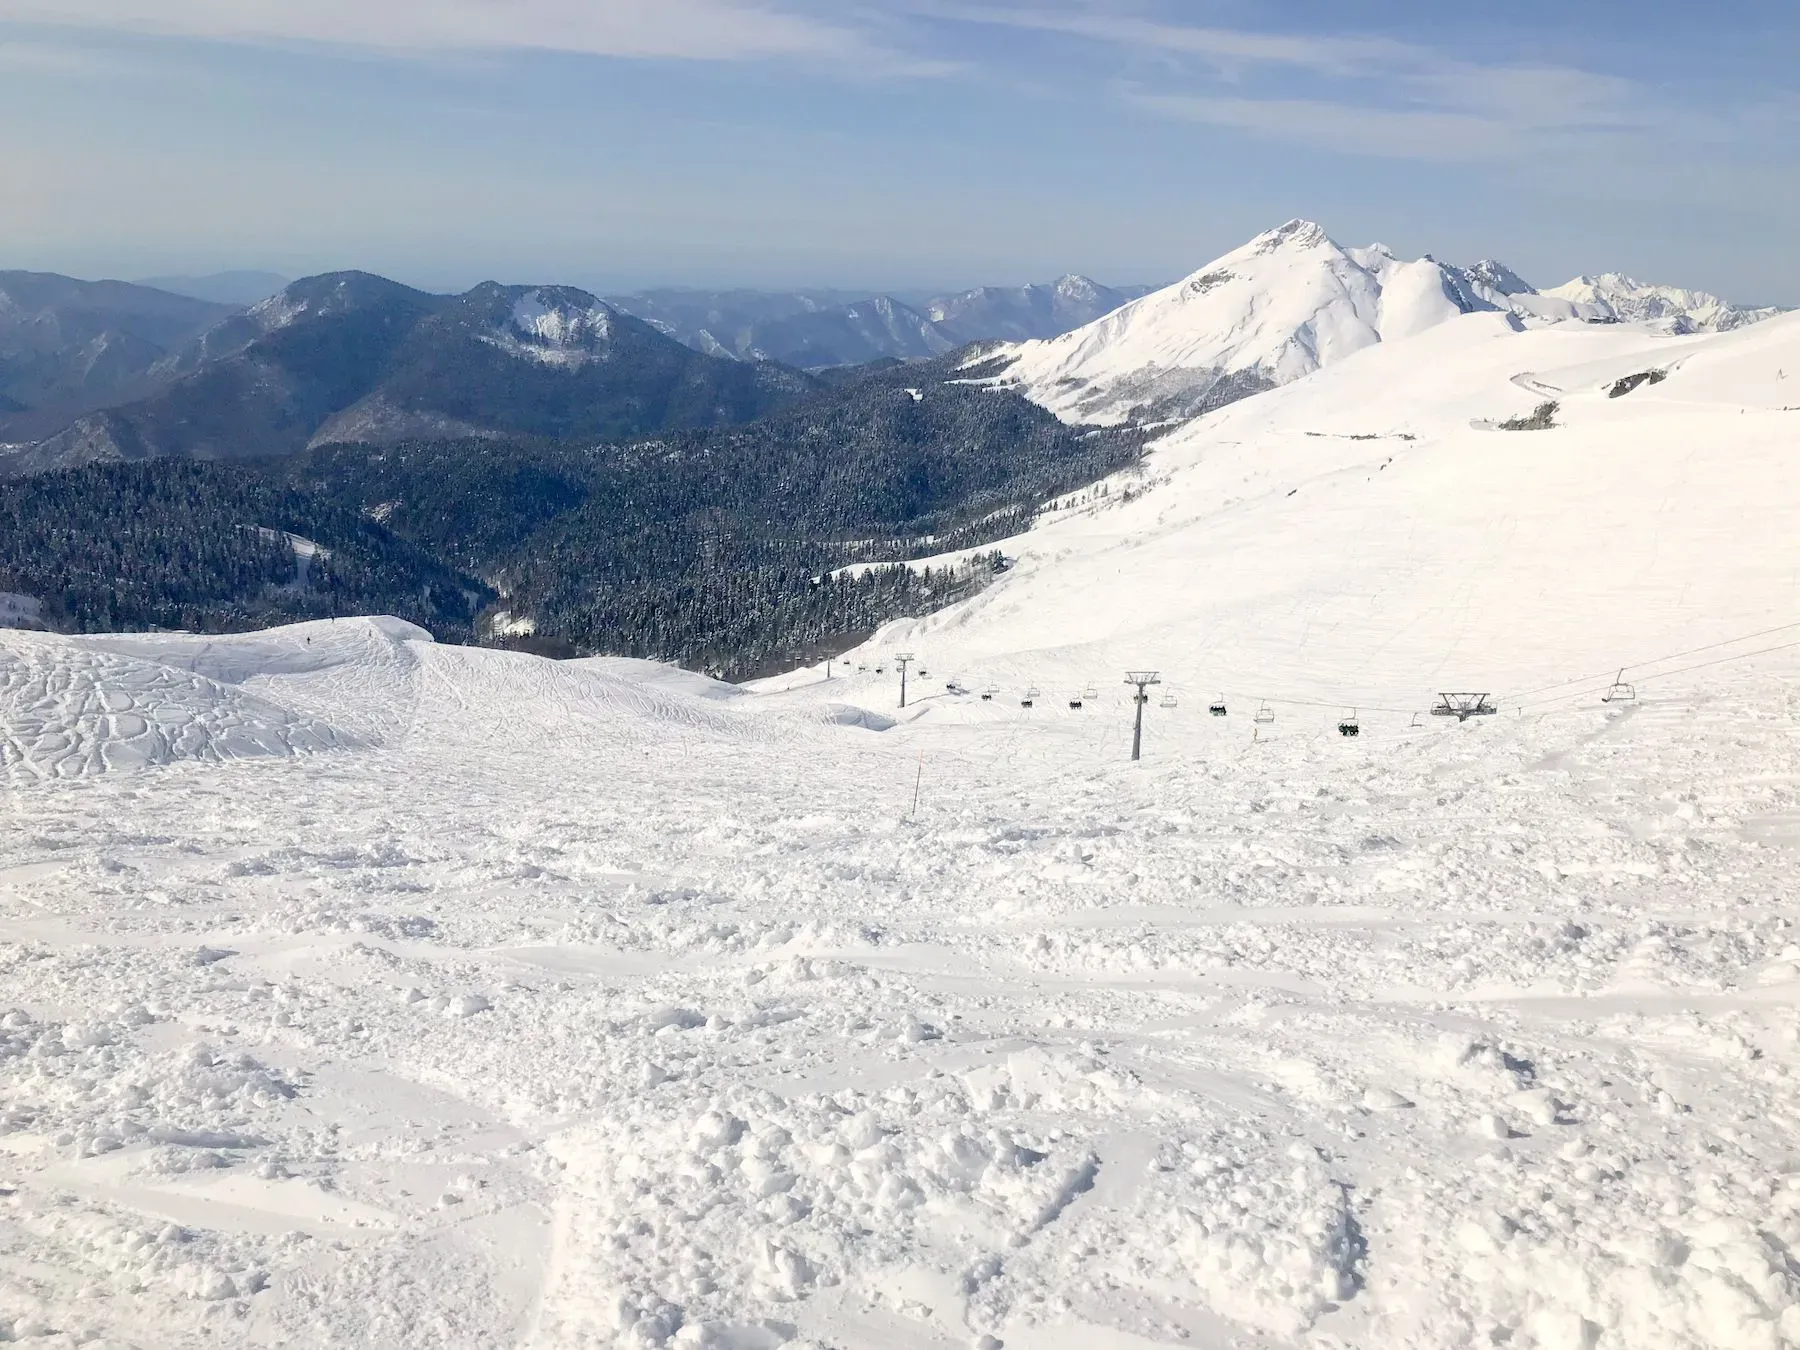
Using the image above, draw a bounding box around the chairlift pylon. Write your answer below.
[1431,692,1498,722]
[1602,668,1636,703]
[1338,709,1361,737]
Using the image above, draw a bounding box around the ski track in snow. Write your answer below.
[0,614,1797,1349]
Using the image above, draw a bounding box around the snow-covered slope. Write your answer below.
[872,309,1800,709]
[5,374,1800,1350]
[1545,273,1788,333]
[4,307,1799,1349]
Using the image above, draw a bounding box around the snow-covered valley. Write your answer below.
[3,278,1800,1350]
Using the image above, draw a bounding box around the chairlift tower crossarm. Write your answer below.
[1431,692,1498,722]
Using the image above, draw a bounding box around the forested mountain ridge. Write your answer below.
[281,358,1144,677]
[3,273,817,476]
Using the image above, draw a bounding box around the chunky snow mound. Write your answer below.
[871,309,1800,707]
[0,616,873,780]
[0,631,362,778]
[1545,273,1788,334]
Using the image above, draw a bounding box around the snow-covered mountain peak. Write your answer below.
[480,286,617,369]
[1462,259,1535,297]
[510,288,614,348]
[1052,274,1104,302]
[1248,218,1333,254]
[970,221,1473,425]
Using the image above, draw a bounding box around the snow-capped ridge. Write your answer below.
[973,219,1789,427]
[1544,273,1787,335]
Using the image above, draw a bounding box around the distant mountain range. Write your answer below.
[973,220,1790,425]
[1,222,1792,680]
[0,269,1155,476]
[1,239,1786,477]
[603,276,1155,369]
[0,272,235,439]
[2,273,814,475]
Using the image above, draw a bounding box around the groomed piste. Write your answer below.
[2,307,1799,1349]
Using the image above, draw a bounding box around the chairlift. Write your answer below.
[919,668,930,678]
[1160,692,1178,708]
[981,685,997,702]
[1208,693,1228,717]
[1021,686,1039,709]
[1410,711,1423,728]
[1431,692,1498,722]
[1254,701,1275,725]
[1082,684,1098,700]
[1602,668,1636,703]
[1069,693,1085,710]
[1338,709,1361,737]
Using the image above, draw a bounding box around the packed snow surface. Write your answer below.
[3,312,1800,1348]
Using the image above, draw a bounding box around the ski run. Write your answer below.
[3,257,1800,1349]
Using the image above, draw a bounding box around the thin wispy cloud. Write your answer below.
[1128,94,1510,163]
[934,2,1676,161]
[0,0,895,65]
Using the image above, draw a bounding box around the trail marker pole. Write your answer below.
[911,751,924,819]
[1124,670,1162,761]
[895,652,915,708]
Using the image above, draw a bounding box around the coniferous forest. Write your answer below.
[1,359,1142,679]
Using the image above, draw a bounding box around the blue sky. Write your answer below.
[1,1,1795,302]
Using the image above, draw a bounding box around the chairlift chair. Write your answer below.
[1209,693,1228,717]
[1338,709,1361,737]
[981,685,997,702]
[1602,668,1636,703]
[1021,686,1039,709]
[1069,693,1085,710]
[1160,692,1178,708]
[1082,684,1098,700]
[1254,701,1275,725]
